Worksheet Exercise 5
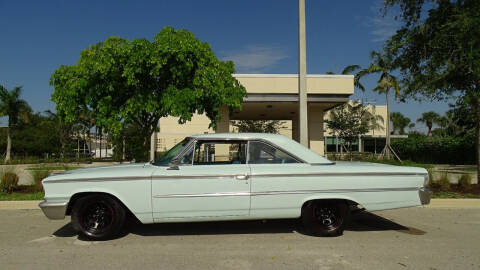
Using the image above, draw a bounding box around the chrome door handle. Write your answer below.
[235,174,249,180]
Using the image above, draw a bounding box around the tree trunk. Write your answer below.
[385,90,391,159]
[475,97,480,185]
[5,126,11,163]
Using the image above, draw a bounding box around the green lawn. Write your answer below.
[431,191,480,199]
[0,192,44,201]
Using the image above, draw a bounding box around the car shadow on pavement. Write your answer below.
[52,211,425,240]
[347,211,426,235]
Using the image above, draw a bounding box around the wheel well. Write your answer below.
[66,192,133,217]
[301,199,359,211]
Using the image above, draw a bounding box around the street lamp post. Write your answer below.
[298,0,308,147]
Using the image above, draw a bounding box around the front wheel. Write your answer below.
[301,200,348,237]
[71,194,126,240]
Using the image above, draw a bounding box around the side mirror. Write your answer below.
[167,159,180,170]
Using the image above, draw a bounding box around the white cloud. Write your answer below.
[221,45,288,73]
[368,3,400,42]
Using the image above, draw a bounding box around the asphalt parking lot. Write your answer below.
[0,207,479,270]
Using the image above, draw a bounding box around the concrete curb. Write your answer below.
[0,199,479,210]
[0,200,41,210]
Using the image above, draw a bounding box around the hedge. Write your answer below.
[391,135,475,165]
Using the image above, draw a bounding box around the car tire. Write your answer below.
[71,194,126,240]
[301,200,348,237]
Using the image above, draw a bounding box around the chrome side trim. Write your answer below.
[152,187,419,199]
[251,172,427,178]
[153,191,250,199]
[43,177,148,183]
[39,200,68,220]
[44,171,427,183]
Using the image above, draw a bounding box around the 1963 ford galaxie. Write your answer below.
[40,133,431,239]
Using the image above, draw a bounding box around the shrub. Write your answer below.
[458,174,472,191]
[437,173,451,191]
[1,171,19,194]
[32,170,51,192]
[391,135,475,164]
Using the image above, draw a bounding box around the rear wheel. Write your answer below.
[71,194,126,240]
[301,200,348,237]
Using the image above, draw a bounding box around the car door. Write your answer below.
[247,140,311,219]
[151,139,251,220]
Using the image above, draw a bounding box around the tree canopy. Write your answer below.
[50,27,247,145]
[390,112,412,135]
[383,0,480,180]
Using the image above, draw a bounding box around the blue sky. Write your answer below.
[0,0,451,131]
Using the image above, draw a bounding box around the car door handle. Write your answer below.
[235,174,249,180]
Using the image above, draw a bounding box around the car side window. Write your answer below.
[193,141,247,165]
[179,145,194,165]
[248,141,299,164]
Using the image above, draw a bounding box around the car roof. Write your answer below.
[189,133,332,164]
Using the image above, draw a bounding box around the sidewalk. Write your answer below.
[0,199,479,210]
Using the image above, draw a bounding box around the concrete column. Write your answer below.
[308,105,324,155]
[292,117,300,142]
[215,106,230,161]
[298,0,308,147]
[150,120,160,161]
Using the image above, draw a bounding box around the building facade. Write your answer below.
[154,74,383,155]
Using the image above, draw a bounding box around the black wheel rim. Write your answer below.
[80,201,115,236]
[313,204,343,231]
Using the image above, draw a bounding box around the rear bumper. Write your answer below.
[39,200,68,220]
[419,188,432,205]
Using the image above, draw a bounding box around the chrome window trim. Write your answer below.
[246,140,305,164]
[191,139,248,166]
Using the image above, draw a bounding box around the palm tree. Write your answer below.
[326,65,365,92]
[0,85,31,163]
[390,112,412,135]
[417,111,440,136]
[359,51,401,160]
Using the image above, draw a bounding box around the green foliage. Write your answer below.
[435,173,451,192]
[391,135,475,164]
[0,85,32,162]
[458,174,472,190]
[51,27,247,154]
[232,120,286,134]
[325,101,383,153]
[0,191,44,201]
[417,111,440,136]
[0,171,19,194]
[390,112,412,135]
[111,123,150,162]
[31,170,51,192]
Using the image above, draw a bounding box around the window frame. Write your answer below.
[171,137,307,166]
[246,140,303,165]
[191,139,248,166]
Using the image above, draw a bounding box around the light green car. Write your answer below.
[40,133,431,240]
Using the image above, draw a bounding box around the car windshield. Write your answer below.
[153,138,189,166]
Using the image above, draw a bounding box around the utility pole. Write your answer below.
[298,0,308,146]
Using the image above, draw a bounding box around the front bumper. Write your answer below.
[39,200,68,220]
[419,188,432,205]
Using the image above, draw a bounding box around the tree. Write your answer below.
[232,120,286,134]
[50,27,247,158]
[325,101,383,157]
[390,112,412,135]
[383,0,480,184]
[360,51,401,160]
[417,111,440,136]
[0,85,31,162]
[327,65,365,91]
